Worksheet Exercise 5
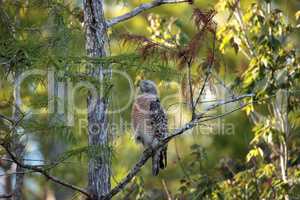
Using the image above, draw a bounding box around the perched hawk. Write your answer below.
[132,80,168,176]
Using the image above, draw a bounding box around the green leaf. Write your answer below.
[295,11,300,20]
[246,147,264,162]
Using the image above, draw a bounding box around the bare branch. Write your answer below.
[196,93,254,118]
[194,29,216,108]
[0,144,91,198]
[0,169,36,178]
[102,93,253,200]
[0,193,12,198]
[187,59,195,119]
[0,114,14,124]
[106,0,190,28]
[161,179,172,200]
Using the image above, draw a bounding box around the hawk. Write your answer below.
[132,80,168,176]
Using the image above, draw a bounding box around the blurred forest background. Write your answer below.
[0,0,300,199]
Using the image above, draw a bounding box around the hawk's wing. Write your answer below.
[150,98,168,175]
[149,98,168,140]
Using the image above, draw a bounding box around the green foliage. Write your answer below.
[158,1,300,199]
[175,144,219,200]
[213,164,288,200]
[217,1,299,98]
[210,0,300,199]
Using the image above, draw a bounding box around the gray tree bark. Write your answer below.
[83,0,111,199]
[0,156,12,198]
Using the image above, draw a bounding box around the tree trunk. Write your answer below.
[0,156,12,197]
[83,0,111,199]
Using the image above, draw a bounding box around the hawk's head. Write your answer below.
[139,80,157,95]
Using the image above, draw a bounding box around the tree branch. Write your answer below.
[161,179,172,200]
[194,29,216,108]
[106,0,190,28]
[0,114,14,124]
[102,93,253,200]
[0,144,91,198]
[187,59,195,119]
[0,193,12,198]
[0,110,91,197]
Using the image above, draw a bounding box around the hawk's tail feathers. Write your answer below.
[152,147,167,176]
[162,146,167,169]
[152,150,160,176]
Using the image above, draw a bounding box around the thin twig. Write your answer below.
[106,0,190,27]
[162,179,172,200]
[0,169,35,178]
[187,58,195,119]
[196,94,254,118]
[174,138,191,180]
[194,29,216,108]
[0,114,14,124]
